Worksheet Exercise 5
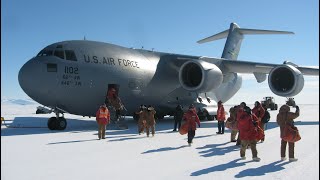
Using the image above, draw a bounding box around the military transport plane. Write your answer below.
[18,22,319,130]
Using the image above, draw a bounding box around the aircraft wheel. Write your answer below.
[36,109,42,114]
[207,115,215,121]
[57,117,67,130]
[198,115,205,121]
[156,114,164,120]
[48,117,57,130]
[133,113,139,121]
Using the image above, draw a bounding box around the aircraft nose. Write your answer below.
[18,59,42,99]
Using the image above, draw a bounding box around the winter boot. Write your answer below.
[281,157,287,161]
[289,158,298,162]
[252,157,261,162]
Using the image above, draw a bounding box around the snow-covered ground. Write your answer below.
[1,101,319,180]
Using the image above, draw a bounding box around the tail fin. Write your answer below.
[197,23,294,60]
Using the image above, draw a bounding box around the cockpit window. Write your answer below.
[47,63,57,72]
[54,50,65,59]
[37,50,53,57]
[65,50,77,61]
[36,47,77,62]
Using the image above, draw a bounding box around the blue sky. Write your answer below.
[1,0,319,104]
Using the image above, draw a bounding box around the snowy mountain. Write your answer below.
[1,98,38,105]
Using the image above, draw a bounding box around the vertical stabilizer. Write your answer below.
[221,23,243,60]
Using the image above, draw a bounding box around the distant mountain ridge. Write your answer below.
[1,98,38,105]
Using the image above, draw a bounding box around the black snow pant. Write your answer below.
[188,129,195,143]
[217,121,225,134]
[173,119,182,131]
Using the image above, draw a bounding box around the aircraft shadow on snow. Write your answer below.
[1,117,318,138]
[1,116,181,137]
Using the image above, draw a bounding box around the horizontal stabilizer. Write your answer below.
[197,25,294,44]
[197,22,295,60]
[239,28,294,35]
[197,30,229,44]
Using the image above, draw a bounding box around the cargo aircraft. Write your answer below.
[18,23,319,130]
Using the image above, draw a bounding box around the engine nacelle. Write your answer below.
[179,60,223,92]
[268,64,304,97]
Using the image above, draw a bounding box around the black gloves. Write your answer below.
[252,121,257,126]
[295,105,299,110]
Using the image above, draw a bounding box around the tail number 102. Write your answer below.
[64,66,79,74]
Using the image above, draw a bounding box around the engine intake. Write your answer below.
[268,64,304,97]
[179,60,223,92]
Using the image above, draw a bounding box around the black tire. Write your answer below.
[198,115,205,121]
[48,117,57,130]
[270,104,274,110]
[133,113,139,121]
[57,117,67,130]
[207,115,215,121]
[156,114,164,120]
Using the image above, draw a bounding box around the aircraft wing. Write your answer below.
[201,57,319,76]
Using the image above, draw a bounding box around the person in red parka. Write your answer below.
[96,104,111,140]
[237,106,261,161]
[183,104,201,146]
[236,102,247,146]
[216,100,226,134]
[252,101,265,140]
[277,104,300,162]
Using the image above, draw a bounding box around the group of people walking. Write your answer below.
[218,100,300,162]
[136,105,157,137]
[95,92,301,162]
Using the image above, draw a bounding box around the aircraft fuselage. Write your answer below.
[19,40,231,117]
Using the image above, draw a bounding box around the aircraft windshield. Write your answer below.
[36,48,77,61]
[37,49,53,57]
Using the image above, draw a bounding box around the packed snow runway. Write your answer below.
[1,102,319,180]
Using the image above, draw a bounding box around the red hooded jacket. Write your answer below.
[183,109,201,131]
[96,107,110,125]
[217,104,226,121]
[237,110,258,140]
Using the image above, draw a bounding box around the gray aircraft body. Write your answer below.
[18,23,319,130]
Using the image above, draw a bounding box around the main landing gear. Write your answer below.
[47,109,67,130]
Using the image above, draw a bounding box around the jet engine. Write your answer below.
[268,64,304,97]
[179,60,223,92]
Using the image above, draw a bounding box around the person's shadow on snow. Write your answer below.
[234,160,291,178]
[141,145,188,154]
[196,142,240,157]
[191,158,247,176]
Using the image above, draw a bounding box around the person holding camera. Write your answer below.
[276,104,300,162]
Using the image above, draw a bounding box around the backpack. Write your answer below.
[262,110,270,123]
